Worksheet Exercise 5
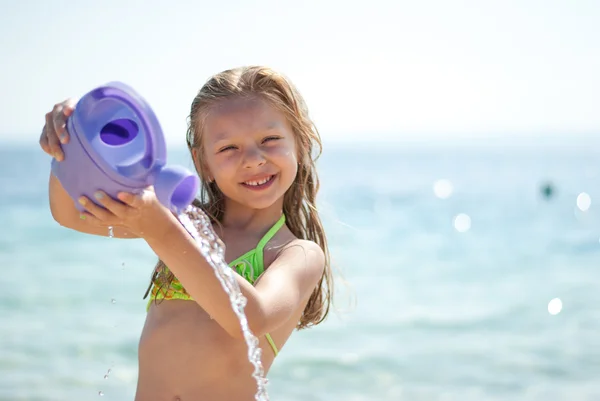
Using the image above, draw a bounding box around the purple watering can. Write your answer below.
[51,82,199,214]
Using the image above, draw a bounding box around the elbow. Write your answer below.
[49,202,76,230]
[47,173,76,229]
[49,203,61,224]
[225,306,268,340]
[226,326,245,340]
[49,203,68,227]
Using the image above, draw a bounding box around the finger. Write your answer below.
[117,191,144,208]
[39,124,51,155]
[45,112,64,161]
[78,211,108,226]
[91,191,131,217]
[52,102,71,145]
[63,98,76,116]
[78,195,119,223]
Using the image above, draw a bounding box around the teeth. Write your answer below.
[245,176,272,186]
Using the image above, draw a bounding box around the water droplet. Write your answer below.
[548,298,562,315]
[98,391,104,396]
[453,213,471,232]
[111,298,116,304]
[433,179,453,199]
[576,192,591,211]
[108,226,114,237]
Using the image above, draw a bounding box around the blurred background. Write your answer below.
[1,1,599,400]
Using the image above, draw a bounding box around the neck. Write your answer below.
[221,198,284,234]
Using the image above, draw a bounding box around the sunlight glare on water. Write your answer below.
[433,179,454,199]
[548,298,563,315]
[453,213,471,232]
[576,192,591,211]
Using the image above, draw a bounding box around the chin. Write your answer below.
[241,196,282,210]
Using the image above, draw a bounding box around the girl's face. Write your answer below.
[197,96,298,211]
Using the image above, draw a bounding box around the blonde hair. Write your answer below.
[146,66,333,329]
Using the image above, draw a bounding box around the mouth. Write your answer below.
[240,174,276,190]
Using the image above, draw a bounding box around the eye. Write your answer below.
[262,136,281,144]
[218,145,237,153]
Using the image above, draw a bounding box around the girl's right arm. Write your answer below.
[42,98,138,239]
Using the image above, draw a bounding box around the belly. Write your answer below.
[136,299,275,401]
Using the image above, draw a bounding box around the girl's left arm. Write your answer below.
[145,213,325,338]
[78,188,325,338]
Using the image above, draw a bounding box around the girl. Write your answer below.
[40,66,334,401]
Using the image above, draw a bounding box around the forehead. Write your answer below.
[202,96,290,143]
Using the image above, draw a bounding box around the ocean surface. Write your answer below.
[1,139,600,401]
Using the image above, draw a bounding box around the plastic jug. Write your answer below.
[51,81,199,214]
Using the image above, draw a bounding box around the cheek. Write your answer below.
[201,153,219,179]
[208,155,238,183]
[274,138,298,161]
[272,147,298,179]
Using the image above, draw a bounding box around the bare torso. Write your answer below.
[135,224,305,401]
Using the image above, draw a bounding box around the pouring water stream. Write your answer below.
[105,203,270,400]
[177,204,270,400]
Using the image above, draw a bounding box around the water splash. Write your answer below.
[177,205,269,401]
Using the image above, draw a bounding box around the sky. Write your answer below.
[1,0,599,147]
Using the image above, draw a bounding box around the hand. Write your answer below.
[77,187,176,240]
[39,99,77,161]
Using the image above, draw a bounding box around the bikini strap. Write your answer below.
[256,214,286,269]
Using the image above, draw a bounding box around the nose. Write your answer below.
[242,147,266,169]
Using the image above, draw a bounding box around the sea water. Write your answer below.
[3,140,600,401]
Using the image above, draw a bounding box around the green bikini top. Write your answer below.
[228,214,287,283]
[147,214,287,356]
[150,214,286,298]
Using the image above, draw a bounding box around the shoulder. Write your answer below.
[263,225,325,282]
[282,239,324,260]
[257,238,325,301]
[276,239,325,278]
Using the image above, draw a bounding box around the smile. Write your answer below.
[241,174,276,190]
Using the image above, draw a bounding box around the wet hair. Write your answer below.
[145,66,333,329]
